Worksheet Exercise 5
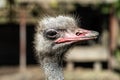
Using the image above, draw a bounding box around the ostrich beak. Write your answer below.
[55,28,99,43]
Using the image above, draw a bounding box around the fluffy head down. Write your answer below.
[34,15,78,59]
[34,15,99,62]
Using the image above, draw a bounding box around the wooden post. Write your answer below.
[109,6,119,70]
[94,62,102,71]
[66,62,74,71]
[19,8,27,72]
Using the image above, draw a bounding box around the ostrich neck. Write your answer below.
[42,57,64,80]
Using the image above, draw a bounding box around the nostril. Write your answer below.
[76,32,82,36]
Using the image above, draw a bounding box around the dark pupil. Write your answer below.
[45,29,58,39]
[48,31,57,36]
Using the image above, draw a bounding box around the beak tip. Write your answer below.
[91,31,99,37]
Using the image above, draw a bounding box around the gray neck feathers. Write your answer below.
[41,58,64,80]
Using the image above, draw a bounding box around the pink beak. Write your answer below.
[55,28,99,44]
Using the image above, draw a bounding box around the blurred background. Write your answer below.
[0,0,120,80]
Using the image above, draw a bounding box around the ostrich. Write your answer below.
[34,15,99,80]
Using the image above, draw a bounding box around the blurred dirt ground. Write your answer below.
[0,66,120,80]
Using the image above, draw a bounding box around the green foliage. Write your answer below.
[114,0,120,18]
[115,48,120,62]
[99,0,120,19]
[101,4,111,14]
[50,0,58,9]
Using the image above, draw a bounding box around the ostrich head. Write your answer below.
[34,15,99,80]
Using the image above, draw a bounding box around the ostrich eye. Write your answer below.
[45,29,59,39]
